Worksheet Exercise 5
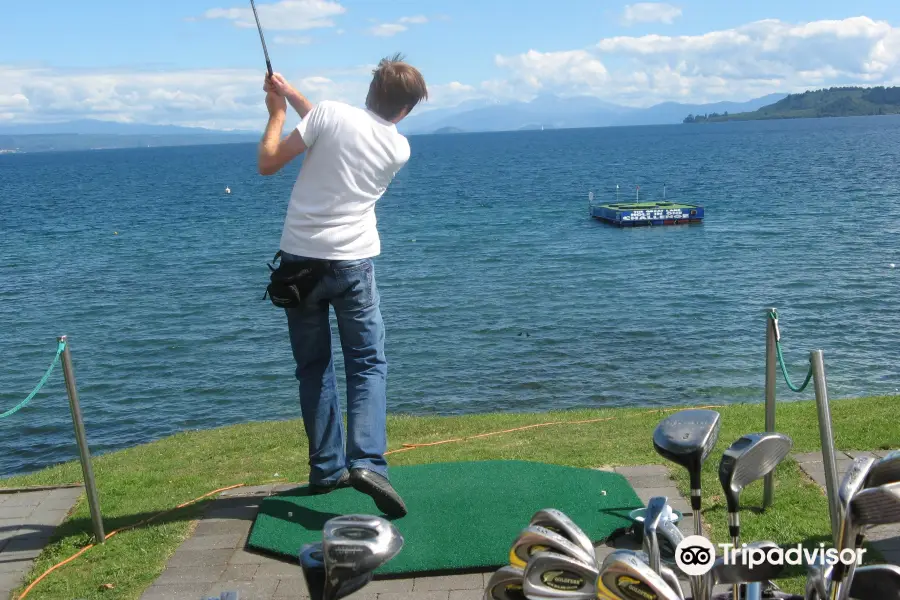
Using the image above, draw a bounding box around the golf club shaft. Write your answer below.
[731,535,740,600]
[249,0,273,77]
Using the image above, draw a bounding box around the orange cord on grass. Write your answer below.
[16,404,723,598]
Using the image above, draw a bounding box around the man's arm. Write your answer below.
[286,88,314,120]
[258,113,307,176]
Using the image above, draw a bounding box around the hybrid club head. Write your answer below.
[866,450,900,488]
[598,550,682,600]
[529,508,596,561]
[718,432,794,517]
[643,496,669,574]
[300,543,326,600]
[522,550,599,600]
[322,514,404,600]
[509,525,595,570]
[848,564,900,599]
[484,565,526,600]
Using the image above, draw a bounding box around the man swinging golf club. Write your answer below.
[258,55,428,518]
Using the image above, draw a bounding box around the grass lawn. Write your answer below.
[3,395,898,599]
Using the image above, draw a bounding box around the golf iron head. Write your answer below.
[848,563,900,599]
[509,525,595,570]
[598,549,682,600]
[529,508,596,562]
[829,455,876,600]
[484,565,526,600]
[300,542,326,600]
[707,541,785,586]
[522,550,599,600]
[630,549,685,600]
[865,450,900,488]
[321,514,404,600]
[642,496,669,575]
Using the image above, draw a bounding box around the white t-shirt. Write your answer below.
[279,100,410,260]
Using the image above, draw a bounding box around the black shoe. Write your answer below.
[308,471,350,495]
[348,468,408,518]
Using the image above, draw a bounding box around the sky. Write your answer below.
[2,0,900,130]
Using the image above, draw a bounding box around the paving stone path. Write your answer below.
[0,485,83,599]
[793,449,900,565]
[141,465,714,600]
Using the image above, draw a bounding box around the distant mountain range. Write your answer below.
[398,93,788,135]
[0,93,789,153]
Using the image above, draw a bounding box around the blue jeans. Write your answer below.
[281,252,388,487]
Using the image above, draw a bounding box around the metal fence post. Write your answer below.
[763,307,777,509]
[58,336,106,543]
[811,349,840,546]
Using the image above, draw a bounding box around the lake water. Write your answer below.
[2,116,899,476]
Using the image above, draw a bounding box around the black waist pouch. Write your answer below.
[262,250,327,308]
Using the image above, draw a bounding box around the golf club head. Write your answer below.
[652,409,721,505]
[804,560,831,600]
[509,525,595,570]
[300,542,326,600]
[718,433,794,515]
[848,563,900,599]
[598,549,682,600]
[522,550,599,600]
[709,541,784,585]
[829,456,877,599]
[484,565,526,600]
[626,550,685,600]
[529,508,596,561]
[849,482,900,527]
[643,496,669,574]
[866,450,900,488]
[657,518,685,564]
[322,514,403,600]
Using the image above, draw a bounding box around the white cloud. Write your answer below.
[368,15,429,37]
[273,35,313,45]
[0,65,367,130]
[201,0,346,31]
[621,3,682,26]
[5,15,900,129]
[492,16,900,106]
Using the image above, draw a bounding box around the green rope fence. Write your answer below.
[769,309,813,393]
[0,339,67,419]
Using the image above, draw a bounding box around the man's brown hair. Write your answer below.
[366,53,428,121]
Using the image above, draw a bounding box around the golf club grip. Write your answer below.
[266,60,273,78]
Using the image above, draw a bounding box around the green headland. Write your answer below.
[684,86,900,123]
[3,395,898,599]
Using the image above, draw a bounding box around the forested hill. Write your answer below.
[684,86,900,123]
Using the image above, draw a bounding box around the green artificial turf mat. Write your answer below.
[246,460,644,575]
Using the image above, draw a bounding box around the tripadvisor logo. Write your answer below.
[674,537,867,577]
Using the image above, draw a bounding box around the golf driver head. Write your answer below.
[653,409,721,497]
[322,514,404,600]
[718,433,794,515]
[598,549,682,600]
[643,496,669,574]
[509,525,595,570]
[848,563,900,599]
[866,450,900,488]
[522,550,599,600]
[300,542,326,600]
[529,508,596,561]
[484,565,526,600]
